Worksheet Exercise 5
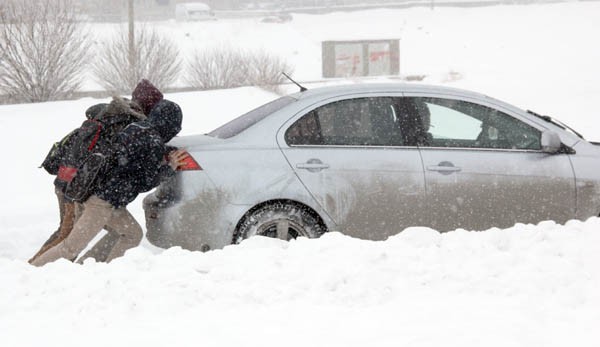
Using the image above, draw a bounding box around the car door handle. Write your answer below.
[427,161,461,175]
[427,166,461,172]
[296,159,330,172]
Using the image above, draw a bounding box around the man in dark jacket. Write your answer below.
[77,80,187,263]
[29,99,144,264]
[32,82,186,266]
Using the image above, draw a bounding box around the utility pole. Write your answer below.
[128,0,135,78]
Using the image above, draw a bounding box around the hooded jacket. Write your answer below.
[93,96,145,131]
[44,97,144,193]
[94,99,183,208]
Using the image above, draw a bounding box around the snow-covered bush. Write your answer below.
[92,26,182,93]
[186,47,293,93]
[247,50,294,93]
[0,0,89,103]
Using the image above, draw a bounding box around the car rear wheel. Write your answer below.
[234,202,326,244]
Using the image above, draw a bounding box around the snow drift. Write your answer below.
[1,220,599,346]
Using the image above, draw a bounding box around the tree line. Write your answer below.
[0,0,293,104]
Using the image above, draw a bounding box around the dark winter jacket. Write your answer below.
[46,98,144,194]
[94,99,183,208]
[41,103,107,191]
[41,103,108,176]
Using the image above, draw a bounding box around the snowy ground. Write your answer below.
[3,224,600,346]
[1,2,600,346]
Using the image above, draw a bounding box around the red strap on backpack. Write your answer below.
[87,121,103,151]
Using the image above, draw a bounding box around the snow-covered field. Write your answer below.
[3,224,600,346]
[1,2,600,346]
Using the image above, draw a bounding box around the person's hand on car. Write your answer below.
[168,148,190,171]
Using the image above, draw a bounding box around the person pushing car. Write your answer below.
[31,80,188,266]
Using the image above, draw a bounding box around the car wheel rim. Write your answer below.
[256,218,308,240]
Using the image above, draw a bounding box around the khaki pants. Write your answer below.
[29,188,78,264]
[31,195,143,266]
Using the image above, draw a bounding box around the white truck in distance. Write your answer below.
[175,2,216,21]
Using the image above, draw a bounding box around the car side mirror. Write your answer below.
[541,130,561,153]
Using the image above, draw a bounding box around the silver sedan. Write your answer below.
[143,83,600,251]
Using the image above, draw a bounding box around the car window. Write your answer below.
[404,97,541,150]
[427,103,482,140]
[208,96,296,139]
[285,97,412,146]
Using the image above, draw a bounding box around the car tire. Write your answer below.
[234,202,326,244]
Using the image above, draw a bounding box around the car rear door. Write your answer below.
[278,95,427,240]
[401,93,576,231]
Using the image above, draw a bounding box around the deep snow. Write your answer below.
[1,2,600,346]
[2,223,600,346]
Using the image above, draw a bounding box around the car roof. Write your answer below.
[288,83,492,101]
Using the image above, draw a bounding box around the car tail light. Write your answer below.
[177,151,202,171]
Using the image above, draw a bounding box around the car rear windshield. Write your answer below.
[208,96,296,139]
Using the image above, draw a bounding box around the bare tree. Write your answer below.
[0,0,90,103]
[248,50,293,93]
[187,47,293,93]
[93,26,182,93]
[186,46,249,90]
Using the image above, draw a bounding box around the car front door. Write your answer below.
[401,94,576,231]
[278,95,426,240]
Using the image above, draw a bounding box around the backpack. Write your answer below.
[64,152,107,202]
[62,119,113,202]
[40,130,77,176]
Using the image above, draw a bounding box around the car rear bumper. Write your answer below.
[143,191,251,251]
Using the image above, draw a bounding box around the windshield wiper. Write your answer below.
[527,110,585,140]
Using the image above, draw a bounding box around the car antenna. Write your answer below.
[282,72,307,92]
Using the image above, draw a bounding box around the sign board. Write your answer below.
[322,39,399,78]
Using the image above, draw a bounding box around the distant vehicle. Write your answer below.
[175,2,217,21]
[144,83,600,252]
[261,12,293,23]
[256,2,279,10]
